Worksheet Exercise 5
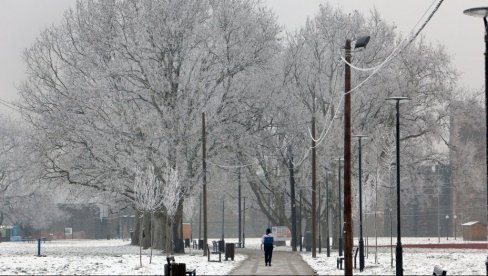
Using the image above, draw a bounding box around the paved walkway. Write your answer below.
[229,249,317,275]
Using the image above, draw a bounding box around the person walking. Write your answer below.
[261,228,274,266]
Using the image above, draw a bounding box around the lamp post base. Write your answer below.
[395,243,403,276]
[339,237,343,256]
[359,238,364,271]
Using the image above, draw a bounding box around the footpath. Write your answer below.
[229,248,317,275]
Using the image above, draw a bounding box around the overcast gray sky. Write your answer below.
[0,0,486,117]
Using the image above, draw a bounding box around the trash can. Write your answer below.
[225,243,235,261]
[198,239,204,250]
[304,231,312,252]
[164,262,186,276]
[175,239,184,253]
[106,235,110,240]
[184,239,190,248]
[218,240,225,252]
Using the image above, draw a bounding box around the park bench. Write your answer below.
[22,236,34,243]
[206,244,222,262]
[433,265,447,276]
[166,256,196,276]
[234,242,242,248]
[41,237,51,243]
[336,247,358,270]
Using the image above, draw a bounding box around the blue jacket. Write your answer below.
[261,233,274,245]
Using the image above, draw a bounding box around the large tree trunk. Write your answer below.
[151,211,166,250]
[332,205,339,250]
[173,199,185,253]
[142,212,152,249]
[131,211,142,246]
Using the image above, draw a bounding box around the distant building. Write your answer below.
[39,204,134,240]
[461,221,487,241]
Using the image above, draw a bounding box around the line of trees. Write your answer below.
[0,0,465,253]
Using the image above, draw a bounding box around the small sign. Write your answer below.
[272,226,291,241]
[64,228,72,235]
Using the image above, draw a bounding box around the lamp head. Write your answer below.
[463,7,488,18]
[386,96,411,103]
[354,36,370,49]
[352,134,368,139]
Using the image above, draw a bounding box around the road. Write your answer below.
[229,248,317,275]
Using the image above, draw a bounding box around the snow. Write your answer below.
[0,239,246,275]
[0,237,486,275]
[301,237,488,275]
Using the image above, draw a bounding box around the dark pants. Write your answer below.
[264,244,273,264]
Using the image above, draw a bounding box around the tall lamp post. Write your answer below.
[299,187,303,252]
[387,96,410,276]
[335,157,344,257]
[326,172,331,257]
[463,7,488,264]
[318,179,322,254]
[243,196,247,248]
[353,134,368,272]
[238,169,242,245]
[445,215,450,240]
[453,215,457,240]
[344,36,370,274]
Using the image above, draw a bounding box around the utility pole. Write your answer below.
[318,179,322,254]
[222,200,225,243]
[312,115,317,258]
[336,157,343,257]
[353,134,367,272]
[199,193,201,241]
[267,193,271,228]
[243,196,246,248]
[238,169,242,244]
[299,188,303,251]
[202,112,208,256]
[326,172,331,257]
[344,39,353,275]
[289,151,297,252]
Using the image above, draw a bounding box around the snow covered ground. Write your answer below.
[0,237,486,275]
[301,237,488,275]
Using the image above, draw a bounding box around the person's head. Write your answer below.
[266,228,271,234]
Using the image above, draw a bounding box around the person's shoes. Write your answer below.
[269,263,271,266]
[265,263,268,266]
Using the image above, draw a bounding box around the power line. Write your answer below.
[310,0,445,148]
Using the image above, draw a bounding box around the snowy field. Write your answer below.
[0,237,486,275]
[301,237,488,275]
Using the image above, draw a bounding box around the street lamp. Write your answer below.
[243,196,247,248]
[445,215,450,240]
[335,157,344,257]
[387,96,410,276]
[299,187,303,252]
[454,215,458,240]
[463,5,488,255]
[238,169,242,245]
[266,193,271,228]
[326,171,331,257]
[353,134,368,272]
[344,35,370,275]
[318,179,322,254]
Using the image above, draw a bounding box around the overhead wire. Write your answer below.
[309,0,445,148]
[0,98,19,112]
[292,0,444,171]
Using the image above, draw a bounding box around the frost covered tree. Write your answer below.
[17,0,281,252]
[133,165,164,265]
[0,117,67,230]
[226,3,457,244]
